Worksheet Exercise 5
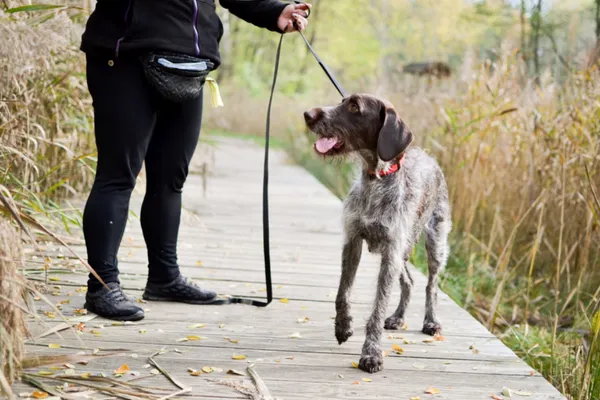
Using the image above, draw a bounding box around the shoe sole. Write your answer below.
[84,303,145,322]
[142,294,221,305]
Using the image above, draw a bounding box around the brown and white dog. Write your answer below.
[304,94,452,373]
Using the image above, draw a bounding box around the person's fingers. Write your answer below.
[292,14,307,31]
[293,3,311,17]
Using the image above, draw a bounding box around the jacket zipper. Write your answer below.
[192,0,200,56]
[114,0,133,58]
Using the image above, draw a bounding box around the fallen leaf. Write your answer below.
[92,349,100,355]
[76,287,87,293]
[37,371,54,376]
[425,387,440,394]
[137,299,147,304]
[76,322,85,332]
[297,317,310,323]
[434,333,445,341]
[73,309,87,315]
[490,395,503,400]
[188,323,206,329]
[352,361,358,369]
[286,356,295,360]
[139,329,147,334]
[338,374,344,379]
[410,397,421,400]
[186,335,202,341]
[227,369,246,376]
[150,369,160,375]
[392,344,404,354]
[202,366,213,373]
[113,364,130,374]
[232,354,246,360]
[529,371,535,376]
[43,311,56,319]
[423,338,435,343]
[63,364,75,369]
[288,332,302,339]
[388,334,404,339]
[48,344,61,349]
[218,323,225,328]
[80,373,91,378]
[64,369,76,376]
[361,378,372,382]
[352,381,359,385]
[188,369,203,376]
[176,338,189,342]
[196,260,203,266]
[212,367,224,373]
[90,330,102,336]
[280,298,289,303]
[224,337,239,344]
[32,391,48,399]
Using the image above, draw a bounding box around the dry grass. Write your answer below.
[0,219,26,395]
[0,8,95,225]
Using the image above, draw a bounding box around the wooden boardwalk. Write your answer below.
[13,136,565,400]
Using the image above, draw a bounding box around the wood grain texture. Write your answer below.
[14,137,565,400]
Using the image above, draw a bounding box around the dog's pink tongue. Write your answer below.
[315,137,338,154]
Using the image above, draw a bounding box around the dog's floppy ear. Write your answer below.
[377,106,414,162]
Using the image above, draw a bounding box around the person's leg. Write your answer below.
[140,88,217,303]
[82,54,157,320]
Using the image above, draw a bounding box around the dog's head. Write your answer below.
[303,93,414,163]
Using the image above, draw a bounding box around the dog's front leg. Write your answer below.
[359,246,401,373]
[335,235,363,345]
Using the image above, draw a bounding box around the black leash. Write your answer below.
[209,2,345,307]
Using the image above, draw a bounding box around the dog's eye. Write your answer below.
[349,103,359,113]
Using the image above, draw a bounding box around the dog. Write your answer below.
[303,93,452,373]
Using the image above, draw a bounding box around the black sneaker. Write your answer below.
[142,275,218,304]
[84,282,145,321]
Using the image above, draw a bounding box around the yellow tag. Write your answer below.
[205,77,224,108]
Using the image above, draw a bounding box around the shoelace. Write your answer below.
[107,286,128,303]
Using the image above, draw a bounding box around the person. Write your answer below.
[79,0,311,321]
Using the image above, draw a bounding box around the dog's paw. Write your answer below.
[422,320,442,336]
[335,317,353,345]
[384,316,404,330]
[358,351,384,374]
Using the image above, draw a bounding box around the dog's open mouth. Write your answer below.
[314,136,344,155]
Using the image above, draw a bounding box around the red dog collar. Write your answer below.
[368,153,406,178]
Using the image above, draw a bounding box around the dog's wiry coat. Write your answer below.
[304,93,452,373]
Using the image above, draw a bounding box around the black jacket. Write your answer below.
[80,0,288,69]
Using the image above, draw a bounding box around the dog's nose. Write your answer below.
[303,108,321,124]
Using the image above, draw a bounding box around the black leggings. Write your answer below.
[83,54,203,292]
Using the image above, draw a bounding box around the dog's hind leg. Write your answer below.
[422,205,451,336]
[335,234,363,345]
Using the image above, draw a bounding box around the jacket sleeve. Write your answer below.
[219,0,289,33]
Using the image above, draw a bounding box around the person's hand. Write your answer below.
[277,2,311,33]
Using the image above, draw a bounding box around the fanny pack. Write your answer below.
[140,52,214,102]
